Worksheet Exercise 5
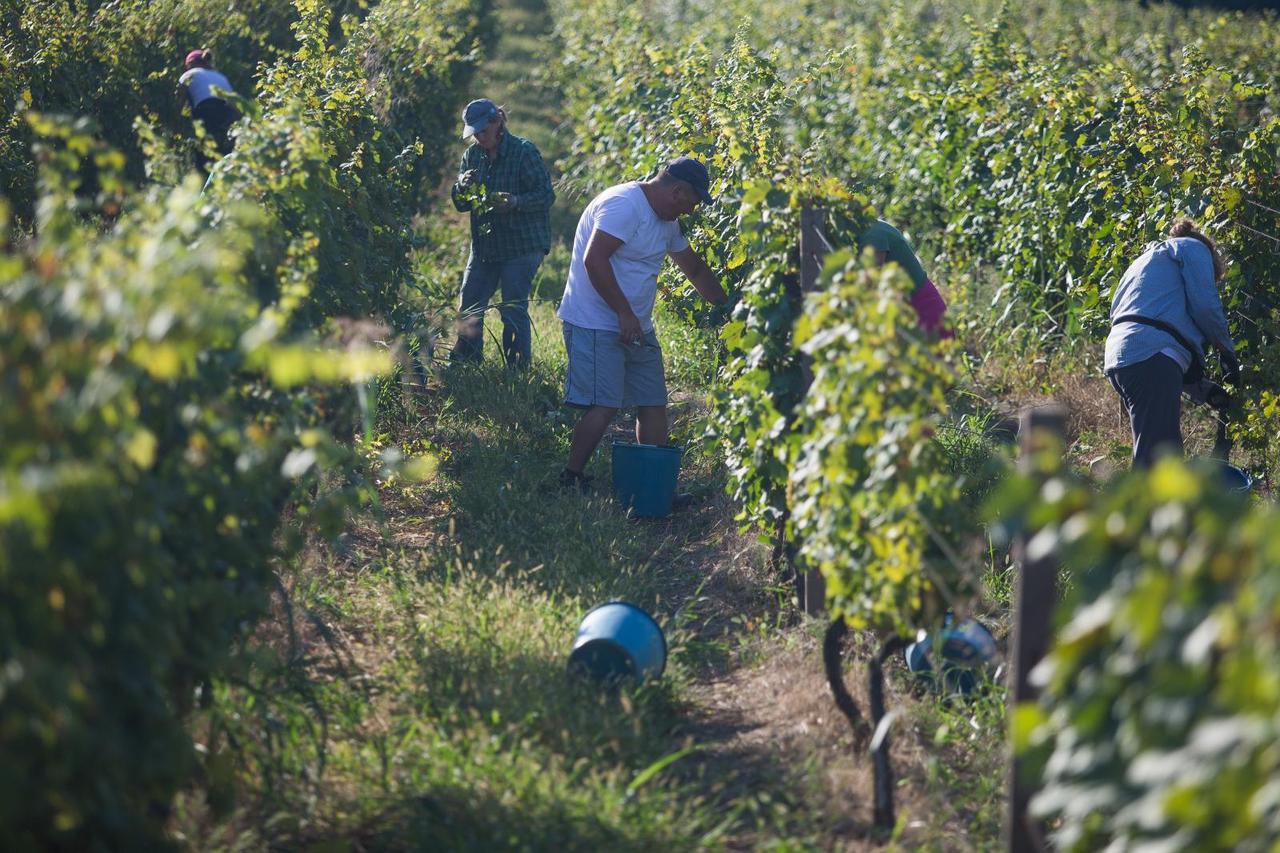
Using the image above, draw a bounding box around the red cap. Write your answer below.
[184,49,206,68]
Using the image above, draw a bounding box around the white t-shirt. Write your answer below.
[557,182,689,332]
[180,68,234,107]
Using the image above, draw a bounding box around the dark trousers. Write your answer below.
[1108,354,1183,467]
[192,98,241,170]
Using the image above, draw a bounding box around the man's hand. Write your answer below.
[617,310,643,346]
[492,192,516,214]
[1221,348,1241,387]
[458,169,478,190]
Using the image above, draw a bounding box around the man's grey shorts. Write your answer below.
[562,321,668,409]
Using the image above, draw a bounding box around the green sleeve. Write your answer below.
[859,220,928,290]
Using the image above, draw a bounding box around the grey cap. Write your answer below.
[462,98,499,139]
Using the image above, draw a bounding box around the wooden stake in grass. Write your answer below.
[797,206,831,616]
[1006,404,1066,853]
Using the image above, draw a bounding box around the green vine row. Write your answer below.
[1000,459,1280,851]
[0,0,489,844]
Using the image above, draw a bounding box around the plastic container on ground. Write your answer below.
[904,617,998,695]
[567,601,667,685]
[611,441,682,518]
[1211,459,1252,493]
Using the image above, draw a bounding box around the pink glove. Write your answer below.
[910,278,953,340]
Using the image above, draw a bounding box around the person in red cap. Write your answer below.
[555,156,727,494]
[178,48,241,169]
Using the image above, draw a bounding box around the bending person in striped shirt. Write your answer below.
[449,98,555,370]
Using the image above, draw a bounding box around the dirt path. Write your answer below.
[391,0,1010,846]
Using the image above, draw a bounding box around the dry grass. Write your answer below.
[647,479,1004,850]
[675,619,1006,852]
[971,343,1260,484]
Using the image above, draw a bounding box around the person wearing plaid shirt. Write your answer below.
[449,98,555,368]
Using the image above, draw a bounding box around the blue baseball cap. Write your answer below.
[462,98,499,139]
[665,156,713,205]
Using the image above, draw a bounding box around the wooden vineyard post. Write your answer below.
[799,207,830,298]
[795,207,832,616]
[1006,404,1067,853]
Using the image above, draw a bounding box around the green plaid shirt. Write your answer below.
[450,132,554,262]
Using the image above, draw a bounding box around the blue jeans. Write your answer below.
[449,250,544,368]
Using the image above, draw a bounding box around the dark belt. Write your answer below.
[1112,313,1203,384]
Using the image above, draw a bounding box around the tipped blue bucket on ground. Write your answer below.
[905,616,998,695]
[1192,455,1252,494]
[568,601,667,685]
[612,441,682,518]
[1212,460,1252,494]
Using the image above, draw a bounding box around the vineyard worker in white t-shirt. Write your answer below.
[556,156,727,492]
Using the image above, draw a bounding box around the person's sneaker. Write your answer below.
[557,468,594,494]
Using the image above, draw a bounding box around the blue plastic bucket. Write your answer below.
[904,617,997,695]
[937,619,998,665]
[905,639,931,674]
[611,441,682,518]
[567,601,667,685]
[1214,460,1252,494]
